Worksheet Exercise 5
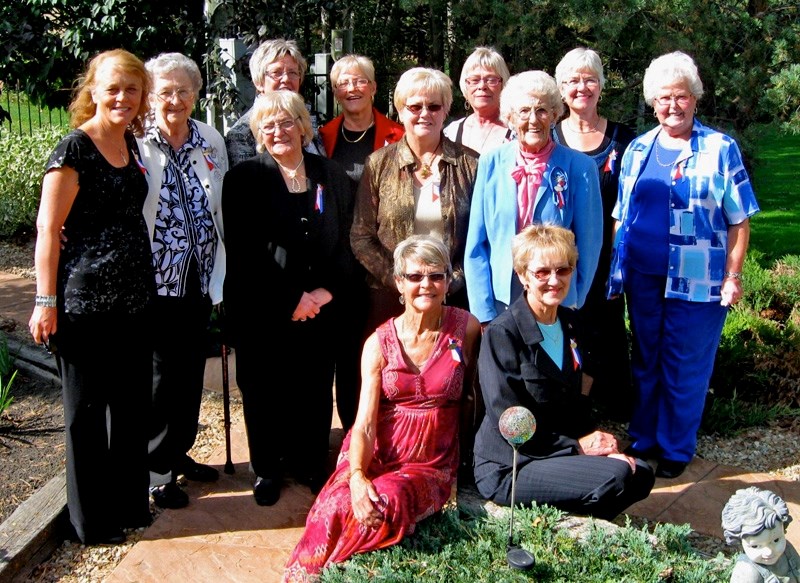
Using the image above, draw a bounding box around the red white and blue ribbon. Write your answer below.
[315,184,324,213]
[447,336,463,367]
[570,339,582,371]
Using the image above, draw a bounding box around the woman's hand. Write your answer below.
[29,306,57,346]
[350,472,384,529]
[720,277,742,307]
[579,430,620,457]
[291,288,333,321]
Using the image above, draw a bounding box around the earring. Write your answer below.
[464,100,471,112]
[399,295,405,305]
[598,94,603,102]
[653,111,658,118]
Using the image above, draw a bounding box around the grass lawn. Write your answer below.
[748,125,800,263]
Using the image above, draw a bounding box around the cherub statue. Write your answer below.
[721,486,800,582]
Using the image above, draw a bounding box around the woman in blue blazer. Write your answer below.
[465,71,602,325]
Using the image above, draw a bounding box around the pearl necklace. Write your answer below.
[565,118,601,134]
[278,156,305,192]
[340,118,374,143]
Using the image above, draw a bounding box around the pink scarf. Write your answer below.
[511,140,555,230]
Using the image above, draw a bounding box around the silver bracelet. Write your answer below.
[724,271,742,281]
[35,295,57,308]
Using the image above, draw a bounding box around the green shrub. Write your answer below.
[710,253,800,412]
[0,127,63,237]
[318,506,732,582]
[0,332,16,417]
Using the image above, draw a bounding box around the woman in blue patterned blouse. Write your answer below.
[609,51,760,479]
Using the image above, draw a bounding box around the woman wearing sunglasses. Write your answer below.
[464,70,602,330]
[473,224,654,520]
[284,235,481,580]
[444,46,513,154]
[222,90,352,506]
[351,67,479,334]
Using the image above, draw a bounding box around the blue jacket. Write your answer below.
[465,142,602,322]
[608,119,760,301]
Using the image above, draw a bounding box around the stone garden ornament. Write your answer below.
[721,486,800,582]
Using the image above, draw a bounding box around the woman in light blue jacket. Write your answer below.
[137,53,228,509]
[465,70,602,325]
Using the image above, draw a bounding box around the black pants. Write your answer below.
[235,310,336,482]
[474,453,655,521]
[148,293,212,482]
[56,310,153,542]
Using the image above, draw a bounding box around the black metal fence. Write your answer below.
[0,82,69,139]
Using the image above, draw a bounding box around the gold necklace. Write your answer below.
[341,118,374,144]
[118,145,129,165]
[565,117,601,134]
[278,156,305,192]
[414,139,442,179]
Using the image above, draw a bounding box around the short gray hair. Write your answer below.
[145,52,203,96]
[393,67,453,115]
[500,71,564,126]
[459,46,511,96]
[393,235,452,279]
[330,54,376,86]
[642,51,704,106]
[249,38,307,90]
[249,90,313,152]
[555,47,606,90]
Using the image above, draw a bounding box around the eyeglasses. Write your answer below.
[515,106,550,121]
[655,94,693,107]
[266,68,301,81]
[465,76,502,88]
[527,266,574,281]
[259,118,298,135]
[405,103,444,114]
[563,76,600,88]
[402,272,447,283]
[336,77,370,90]
[153,89,193,102]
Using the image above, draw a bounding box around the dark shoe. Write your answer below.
[655,459,689,479]
[83,528,127,545]
[151,482,189,509]
[297,472,327,495]
[178,458,219,482]
[254,477,281,506]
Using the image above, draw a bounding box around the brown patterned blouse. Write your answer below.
[351,135,478,295]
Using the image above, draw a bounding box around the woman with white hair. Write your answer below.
[138,52,229,509]
[609,51,760,479]
[351,67,479,334]
[464,70,602,327]
[444,46,513,153]
[552,47,637,419]
[222,90,352,505]
[224,38,325,167]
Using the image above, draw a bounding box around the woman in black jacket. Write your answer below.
[222,90,353,506]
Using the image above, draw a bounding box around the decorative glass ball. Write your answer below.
[499,406,537,445]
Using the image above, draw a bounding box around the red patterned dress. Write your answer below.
[283,306,470,581]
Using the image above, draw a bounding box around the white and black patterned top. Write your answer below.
[144,120,217,298]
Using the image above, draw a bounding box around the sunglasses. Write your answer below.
[405,103,444,114]
[402,272,447,283]
[528,266,574,281]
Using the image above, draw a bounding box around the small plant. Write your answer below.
[0,332,16,417]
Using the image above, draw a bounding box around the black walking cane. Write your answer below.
[217,304,235,474]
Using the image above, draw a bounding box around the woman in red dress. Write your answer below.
[284,235,481,581]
